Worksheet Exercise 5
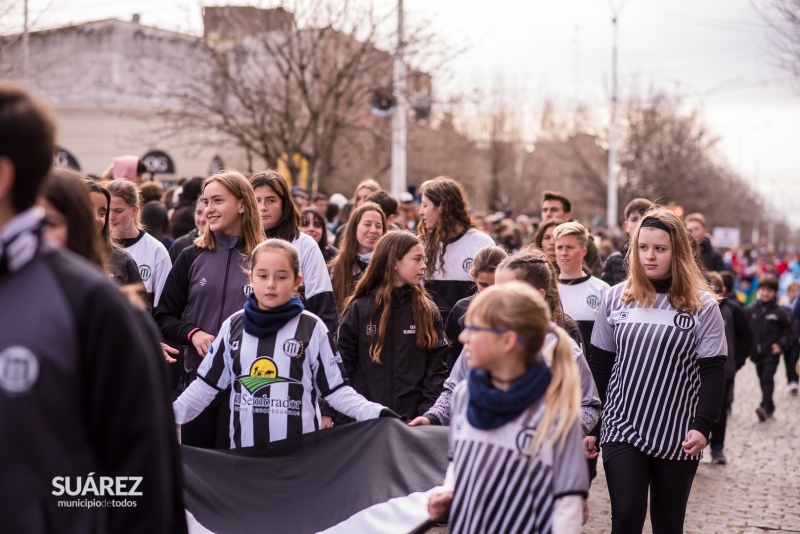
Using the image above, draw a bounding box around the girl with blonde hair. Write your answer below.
[427,282,588,532]
[588,206,727,533]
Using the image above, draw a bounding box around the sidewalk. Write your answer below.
[583,358,800,533]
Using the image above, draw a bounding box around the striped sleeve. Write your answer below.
[552,419,590,499]
[694,292,728,359]
[197,318,232,390]
[310,319,349,397]
[590,285,618,352]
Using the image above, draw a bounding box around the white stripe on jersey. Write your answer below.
[124,231,171,305]
[590,284,727,460]
[447,382,588,534]
[558,276,610,322]
[292,232,333,299]
[426,228,495,282]
[198,309,348,448]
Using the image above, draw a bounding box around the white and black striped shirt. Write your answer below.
[447,382,588,534]
[190,310,381,448]
[591,284,727,460]
[558,274,610,348]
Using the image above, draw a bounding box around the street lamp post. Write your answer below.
[607,11,619,231]
[391,0,407,200]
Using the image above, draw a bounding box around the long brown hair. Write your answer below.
[41,167,106,269]
[532,218,563,253]
[497,250,570,330]
[84,179,114,268]
[417,177,474,279]
[249,170,301,242]
[344,232,439,364]
[105,179,142,229]
[466,282,580,453]
[194,170,263,256]
[329,201,386,313]
[624,206,711,312]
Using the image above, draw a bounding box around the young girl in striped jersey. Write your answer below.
[427,282,588,533]
[172,239,390,448]
[588,207,726,533]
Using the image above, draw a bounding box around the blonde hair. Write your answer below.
[552,221,588,248]
[194,170,263,256]
[466,282,581,454]
[105,179,142,229]
[624,206,712,312]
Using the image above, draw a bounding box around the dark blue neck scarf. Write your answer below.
[467,360,552,430]
[243,293,304,338]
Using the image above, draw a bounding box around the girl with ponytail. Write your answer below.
[427,282,587,532]
[335,231,448,421]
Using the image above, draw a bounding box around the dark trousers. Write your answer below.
[785,343,800,384]
[603,442,699,534]
[710,378,735,449]
[756,356,780,413]
[180,386,229,449]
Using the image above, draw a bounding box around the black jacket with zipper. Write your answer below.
[747,298,792,363]
[337,285,449,420]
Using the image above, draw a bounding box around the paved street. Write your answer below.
[583,358,800,533]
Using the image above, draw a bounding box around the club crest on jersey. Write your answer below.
[283,339,305,359]
[366,324,377,335]
[462,258,473,273]
[236,357,299,394]
[586,295,600,309]
[139,264,152,281]
[516,427,537,453]
[0,345,40,396]
[674,312,695,331]
[243,283,252,296]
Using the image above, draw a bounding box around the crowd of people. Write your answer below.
[3,83,799,533]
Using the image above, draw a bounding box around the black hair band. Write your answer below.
[640,217,670,233]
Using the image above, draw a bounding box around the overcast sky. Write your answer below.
[4,0,799,224]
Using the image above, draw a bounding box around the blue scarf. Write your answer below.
[467,360,552,430]
[243,293,304,338]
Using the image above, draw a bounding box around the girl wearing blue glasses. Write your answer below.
[427,281,588,532]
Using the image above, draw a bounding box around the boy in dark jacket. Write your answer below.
[707,272,753,464]
[601,198,652,286]
[747,274,792,421]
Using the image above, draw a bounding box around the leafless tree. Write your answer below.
[759,0,800,81]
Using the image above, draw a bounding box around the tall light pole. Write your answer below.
[607,0,628,232]
[391,0,407,199]
[23,0,30,85]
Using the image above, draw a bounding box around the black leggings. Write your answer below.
[603,442,699,534]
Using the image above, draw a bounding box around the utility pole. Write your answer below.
[607,0,628,232]
[391,0,407,200]
[23,0,30,85]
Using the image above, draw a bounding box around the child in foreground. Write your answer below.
[173,239,393,448]
[428,282,588,533]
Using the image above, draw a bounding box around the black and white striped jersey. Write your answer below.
[424,228,495,317]
[591,283,727,460]
[121,229,172,306]
[196,309,373,448]
[558,274,610,348]
[447,382,588,534]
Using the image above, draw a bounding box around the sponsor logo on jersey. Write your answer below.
[516,427,537,453]
[236,357,299,395]
[462,258,473,273]
[283,339,305,359]
[586,295,600,309]
[243,283,252,296]
[674,312,695,331]
[0,345,39,396]
[199,277,207,286]
[403,324,416,335]
[618,311,629,321]
[366,324,377,335]
[139,264,152,281]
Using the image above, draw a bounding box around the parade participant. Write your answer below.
[541,190,601,276]
[337,231,448,420]
[0,82,186,534]
[250,171,337,331]
[784,281,800,395]
[333,178,381,247]
[444,245,508,370]
[107,178,172,306]
[427,282,588,533]
[685,212,726,272]
[169,197,207,263]
[154,170,263,448]
[532,218,561,264]
[747,274,792,421]
[588,207,727,534]
[706,272,753,464]
[85,178,143,285]
[555,221,611,346]
[301,206,337,261]
[173,239,392,447]
[602,198,652,286]
[417,176,495,318]
[329,201,387,314]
